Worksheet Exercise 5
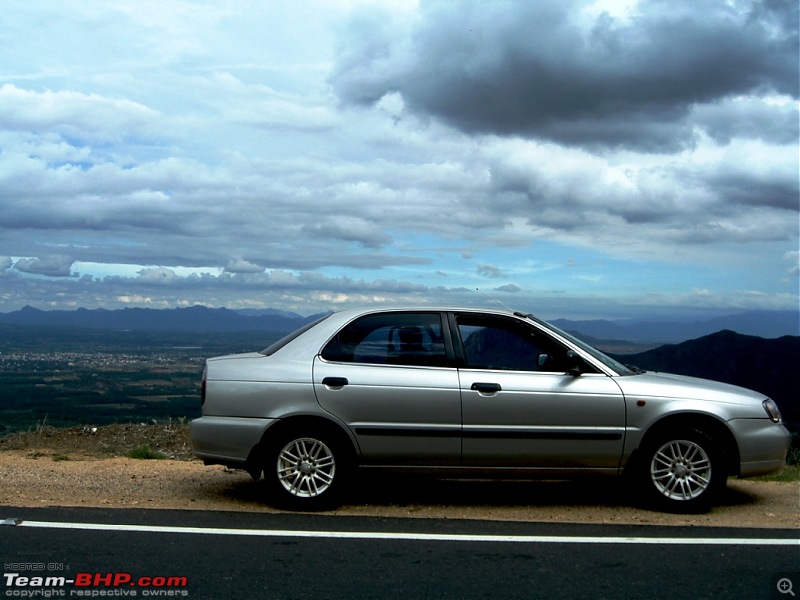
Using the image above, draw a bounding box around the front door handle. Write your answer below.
[322,377,349,387]
[470,382,502,394]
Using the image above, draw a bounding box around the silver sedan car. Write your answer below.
[190,307,790,512]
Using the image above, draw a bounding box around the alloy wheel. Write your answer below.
[650,439,712,501]
[276,437,336,498]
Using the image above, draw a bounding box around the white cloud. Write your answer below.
[225,258,264,274]
[784,251,800,278]
[477,264,505,279]
[0,84,160,142]
[0,0,795,319]
[136,267,181,285]
[14,255,74,277]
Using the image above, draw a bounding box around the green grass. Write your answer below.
[752,465,800,482]
[751,432,800,482]
[126,444,164,460]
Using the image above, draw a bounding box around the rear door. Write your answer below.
[313,311,461,465]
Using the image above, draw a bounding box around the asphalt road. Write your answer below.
[1,507,798,600]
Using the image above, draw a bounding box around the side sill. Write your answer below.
[357,465,621,478]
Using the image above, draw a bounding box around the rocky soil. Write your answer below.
[0,424,797,528]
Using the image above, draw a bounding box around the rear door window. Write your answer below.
[321,312,449,367]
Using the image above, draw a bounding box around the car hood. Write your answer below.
[614,371,767,408]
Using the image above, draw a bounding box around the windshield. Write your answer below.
[528,315,636,376]
[260,314,331,356]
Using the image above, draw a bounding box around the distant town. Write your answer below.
[0,325,282,435]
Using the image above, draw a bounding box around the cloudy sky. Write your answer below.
[1,0,798,320]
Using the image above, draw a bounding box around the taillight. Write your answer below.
[201,367,207,407]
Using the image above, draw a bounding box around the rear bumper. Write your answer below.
[189,415,274,468]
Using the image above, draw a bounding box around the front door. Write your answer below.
[454,313,626,470]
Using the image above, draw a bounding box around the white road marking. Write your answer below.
[15,520,800,545]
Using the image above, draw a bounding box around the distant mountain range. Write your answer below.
[0,305,325,333]
[553,310,798,344]
[0,305,795,345]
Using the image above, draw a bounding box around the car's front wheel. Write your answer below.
[264,427,350,510]
[638,427,726,513]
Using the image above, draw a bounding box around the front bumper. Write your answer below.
[729,418,791,478]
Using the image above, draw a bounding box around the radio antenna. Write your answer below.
[476,288,514,312]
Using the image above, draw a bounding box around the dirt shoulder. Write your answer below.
[0,425,798,529]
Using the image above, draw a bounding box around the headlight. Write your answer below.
[762,398,782,423]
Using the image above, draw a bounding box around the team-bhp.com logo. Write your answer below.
[4,571,188,597]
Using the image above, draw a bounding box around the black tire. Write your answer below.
[637,427,726,513]
[264,426,351,510]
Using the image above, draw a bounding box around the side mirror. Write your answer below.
[565,351,583,377]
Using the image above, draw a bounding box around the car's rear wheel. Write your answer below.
[639,427,726,513]
[264,427,350,510]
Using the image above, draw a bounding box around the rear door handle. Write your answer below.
[470,382,502,394]
[322,377,349,387]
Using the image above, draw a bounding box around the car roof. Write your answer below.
[328,306,523,318]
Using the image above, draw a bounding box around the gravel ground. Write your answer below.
[0,424,798,528]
